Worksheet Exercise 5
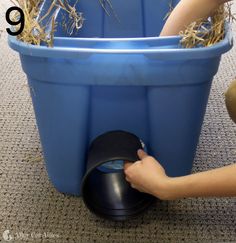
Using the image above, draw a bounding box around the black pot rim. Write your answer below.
[81,130,156,221]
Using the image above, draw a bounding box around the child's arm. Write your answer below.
[166,163,236,199]
[160,0,229,36]
[124,150,236,200]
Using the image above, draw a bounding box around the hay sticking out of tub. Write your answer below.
[12,0,84,46]
[180,3,235,48]
[12,0,116,46]
[11,0,46,45]
[164,0,174,21]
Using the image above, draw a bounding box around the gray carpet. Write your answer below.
[0,2,236,242]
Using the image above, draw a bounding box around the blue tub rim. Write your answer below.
[8,24,233,60]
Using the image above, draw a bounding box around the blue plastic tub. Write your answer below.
[9,0,233,196]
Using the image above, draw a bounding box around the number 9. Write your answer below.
[6,6,25,36]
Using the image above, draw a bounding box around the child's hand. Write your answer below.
[124,149,172,200]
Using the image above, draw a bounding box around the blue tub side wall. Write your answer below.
[88,82,212,178]
[147,81,212,176]
[24,52,217,195]
[28,78,91,195]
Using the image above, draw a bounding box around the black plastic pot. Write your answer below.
[81,130,155,221]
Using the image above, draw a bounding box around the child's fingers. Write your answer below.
[124,161,133,170]
[137,149,148,160]
[130,184,136,189]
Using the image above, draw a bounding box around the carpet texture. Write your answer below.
[0,2,236,242]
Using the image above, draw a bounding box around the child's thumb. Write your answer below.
[137,149,148,160]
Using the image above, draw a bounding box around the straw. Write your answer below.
[164,0,174,21]
[11,0,119,46]
[12,0,83,46]
[180,3,235,48]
